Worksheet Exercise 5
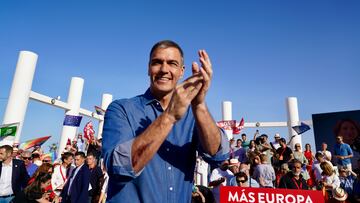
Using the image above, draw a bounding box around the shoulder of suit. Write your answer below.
[13,159,24,165]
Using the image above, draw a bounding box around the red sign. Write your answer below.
[220,186,324,203]
[217,120,236,130]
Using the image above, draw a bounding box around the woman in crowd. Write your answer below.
[28,163,53,184]
[292,143,310,184]
[12,173,54,203]
[303,143,314,186]
[320,161,340,200]
[247,140,257,153]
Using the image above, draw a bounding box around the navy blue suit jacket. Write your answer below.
[0,159,30,195]
[61,164,90,203]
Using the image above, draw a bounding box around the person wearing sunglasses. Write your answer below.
[21,150,38,177]
[334,135,354,171]
[235,172,249,187]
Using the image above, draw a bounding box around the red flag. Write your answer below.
[66,138,71,146]
[232,118,244,134]
[217,120,236,130]
[83,121,95,141]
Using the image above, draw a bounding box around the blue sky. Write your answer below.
[1,1,359,152]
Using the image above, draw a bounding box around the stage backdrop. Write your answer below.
[312,110,360,167]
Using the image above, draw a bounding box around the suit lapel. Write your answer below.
[12,160,18,188]
[0,162,2,177]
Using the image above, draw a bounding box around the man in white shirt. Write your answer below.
[209,160,233,203]
[320,142,332,162]
[0,145,29,203]
[51,152,74,196]
[270,133,281,150]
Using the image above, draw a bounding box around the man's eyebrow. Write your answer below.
[167,59,180,64]
[150,58,163,62]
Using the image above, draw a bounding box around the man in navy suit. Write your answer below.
[0,144,29,203]
[61,151,90,203]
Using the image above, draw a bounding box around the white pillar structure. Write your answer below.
[58,77,84,155]
[97,93,113,139]
[222,101,233,140]
[2,51,38,144]
[286,97,301,149]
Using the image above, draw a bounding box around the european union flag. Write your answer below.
[63,115,82,127]
[292,122,311,135]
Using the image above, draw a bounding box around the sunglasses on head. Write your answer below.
[43,160,50,163]
[22,157,32,160]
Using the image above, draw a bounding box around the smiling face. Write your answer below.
[148,47,184,99]
[339,121,358,144]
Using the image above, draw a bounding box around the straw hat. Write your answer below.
[332,187,348,201]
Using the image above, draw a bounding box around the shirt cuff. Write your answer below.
[201,128,230,161]
[112,139,144,178]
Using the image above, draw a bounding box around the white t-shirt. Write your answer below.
[210,168,233,203]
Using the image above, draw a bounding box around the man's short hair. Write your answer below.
[87,152,97,159]
[279,138,286,143]
[315,152,323,159]
[149,40,184,64]
[289,159,302,170]
[234,171,248,182]
[0,145,13,154]
[61,152,74,162]
[32,153,40,159]
[75,151,86,159]
[241,133,246,137]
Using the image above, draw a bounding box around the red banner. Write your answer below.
[217,120,236,130]
[220,186,324,203]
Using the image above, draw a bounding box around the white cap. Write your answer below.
[229,158,239,166]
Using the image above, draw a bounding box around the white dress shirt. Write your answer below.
[51,164,68,196]
[0,160,14,196]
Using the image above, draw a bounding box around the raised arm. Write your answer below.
[131,74,203,173]
[191,50,221,156]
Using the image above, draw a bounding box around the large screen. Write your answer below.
[312,110,360,167]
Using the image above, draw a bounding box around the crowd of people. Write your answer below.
[2,40,359,203]
[193,132,360,203]
[0,133,108,203]
[3,132,359,203]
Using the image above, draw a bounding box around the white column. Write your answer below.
[97,93,113,139]
[222,101,233,140]
[2,51,38,144]
[58,77,84,155]
[286,97,301,149]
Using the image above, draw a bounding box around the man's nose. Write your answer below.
[159,62,170,72]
